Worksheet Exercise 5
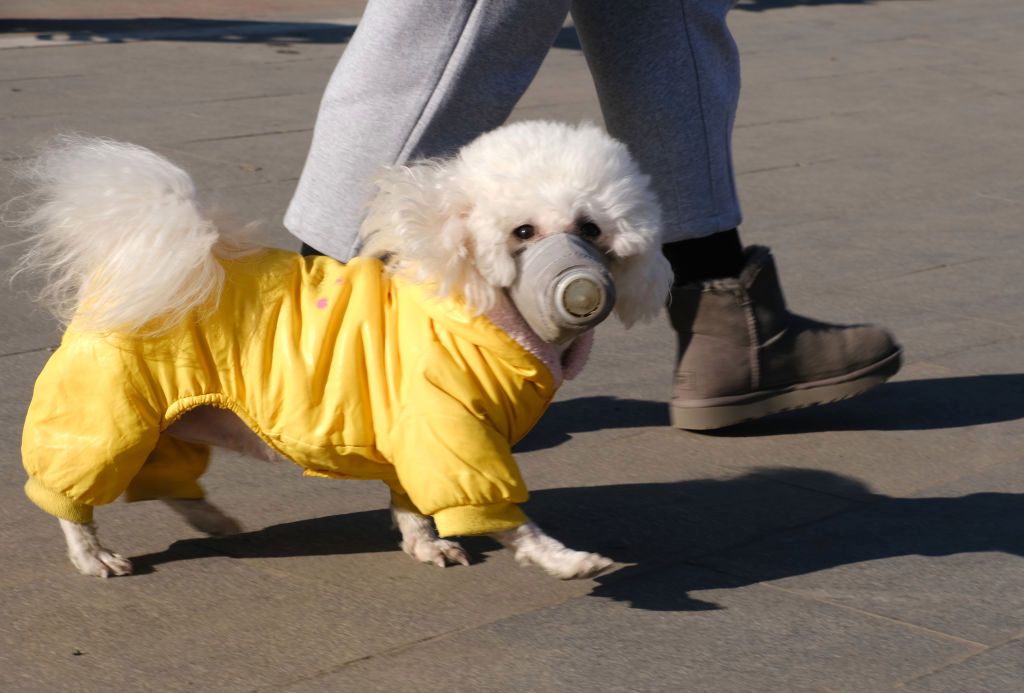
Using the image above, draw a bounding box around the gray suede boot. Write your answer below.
[668,246,901,430]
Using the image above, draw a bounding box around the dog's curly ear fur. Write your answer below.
[610,244,674,327]
[593,168,674,327]
[462,206,518,289]
[607,218,675,328]
[359,163,501,313]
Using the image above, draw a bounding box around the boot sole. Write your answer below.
[670,348,903,431]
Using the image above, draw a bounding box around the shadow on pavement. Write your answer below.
[518,373,1024,452]
[714,374,1024,436]
[514,395,670,452]
[0,18,357,45]
[528,468,1024,611]
[131,508,398,575]
[735,0,881,11]
[131,468,1022,613]
[0,18,582,49]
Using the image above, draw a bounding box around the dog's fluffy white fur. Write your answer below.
[12,136,255,334]
[14,121,672,580]
[360,120,672,323]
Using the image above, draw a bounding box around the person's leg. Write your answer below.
[286,0,571,261]
[573,0,900,429]
[572,0,741,247]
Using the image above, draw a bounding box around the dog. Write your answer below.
[14,120,673,580]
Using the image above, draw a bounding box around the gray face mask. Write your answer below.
[506,234,616,344]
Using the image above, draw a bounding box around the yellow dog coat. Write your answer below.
[22,251,556,537]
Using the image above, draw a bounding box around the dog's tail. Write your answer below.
[11,135,252,333]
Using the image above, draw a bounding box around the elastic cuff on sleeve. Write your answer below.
[433,502,528,538]
[24,478,94,524]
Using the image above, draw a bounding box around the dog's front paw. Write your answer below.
[71,547,134,578]
[59,520,133,578]
[525,548,613,580]
[163,498,242,536]
[496,522,614,580]
[402,536,471,568]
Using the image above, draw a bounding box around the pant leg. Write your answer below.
[285,0,571,260]
[571,0,742,242]
[124,435,210,503]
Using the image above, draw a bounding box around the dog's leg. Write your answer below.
[493,521,613,580]
[391,505,470,568]
[163,498,242,536]
[58,519,133,578]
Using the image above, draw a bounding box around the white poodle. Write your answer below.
[14,120,673,580]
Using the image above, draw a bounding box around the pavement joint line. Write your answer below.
[0,72,87,83]
[199,177,300,195]
[907,336,1024,363]
[735,109,874,130]
[827,286,1024,335]
[169,91,332,106]
[513,98,609,111]
[891,636,1020,688]
[261,592,587,691]
[973,192,1024,207]
[759,581,991,650]
[1,91,324,123]
[744,215,845,235]
[158,143,264,168]
[851,256,990,284]
[0,17,363,50]
[264,531,900,688]
[264,499,1009,680]
[0,345,57,359]
[738,158,841,177]
[682,502,875,571]
[175,127,313,146]
[778,62,965,85]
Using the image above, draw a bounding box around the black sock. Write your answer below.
[662,228,745,284]
[300,242,325,257]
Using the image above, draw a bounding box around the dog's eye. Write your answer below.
[579,221,601,240]
[512,225,535,240]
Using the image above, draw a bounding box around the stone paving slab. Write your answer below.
[902,638,1024,693]
[698,462,1024,646]
[283,563,978,692]
[2,0,1023,690]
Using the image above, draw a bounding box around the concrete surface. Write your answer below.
[1,1,1022,690]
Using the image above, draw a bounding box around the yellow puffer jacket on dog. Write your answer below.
[22,251,556,537]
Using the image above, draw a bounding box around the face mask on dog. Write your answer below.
[507,234,616,345]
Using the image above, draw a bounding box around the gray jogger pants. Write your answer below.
[285,0,742,260]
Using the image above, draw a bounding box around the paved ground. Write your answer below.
[1,1,1022,690]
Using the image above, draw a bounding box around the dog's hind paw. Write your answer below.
[59,519,133,578]
[402,536,471,568]
[163,498,242,536]
[392,505,470,568]
[73,548,134,578]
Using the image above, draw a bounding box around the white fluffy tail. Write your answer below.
[12,135,250,333]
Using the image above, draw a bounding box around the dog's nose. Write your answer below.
[561,276,603,317]
[507,234,616,344]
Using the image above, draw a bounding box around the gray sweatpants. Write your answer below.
[285,0,742,260]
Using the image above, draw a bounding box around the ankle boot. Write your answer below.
[668,246,901,430]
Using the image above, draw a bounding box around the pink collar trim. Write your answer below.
[485,293,593,386]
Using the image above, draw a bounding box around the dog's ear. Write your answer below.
[610,244,674,327]
[359,162,501,314]
[606,214,674,327]
[463,208,518,289]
